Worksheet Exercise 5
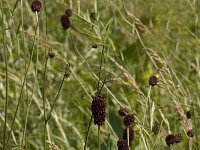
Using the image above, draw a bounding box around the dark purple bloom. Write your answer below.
[123,115,134,126]
[91,93,106,125]
[186,110,192,119]
[31,0,42,12]
[187,129,195,137]
[165,134,176,146]
[117,139,129,150]
[149,75,158,86]
[48,52,55,58]
[175,133,183,143]
[92,43,98,48]
[65,9,73,17]
[61,15,71,30]
[119,107,128,117]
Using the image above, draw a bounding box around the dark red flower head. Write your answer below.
[123,127,134,144]
[61,15,71,30]
[117,139,129,150]
[92,43,98,48]
[91,93,106,125]
[123,115,134,126]
[149,75,158,86]
[119,107,128,117]
[31,0,42,12]
[175,133,183,143]
[186,110,192,119]
[187,129,195,137]
[48,52,55,58]
[165,134,176,146]
[65,9,73,17]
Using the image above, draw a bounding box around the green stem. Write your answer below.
[84,116,93,150]
[127,127,130,148]
[97,46,105,91]
[147,86,152,130]
[6,8,41,148]
[43,0,48,148]
[45,75,66,124]
[98,125,101,150]
[1,1,8,149]
[20,11,40,149]
[42,49,48,150]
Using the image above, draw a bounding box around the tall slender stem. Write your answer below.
[43,0,48,149]
[6,9,40,148]
[98,125,101,150]
[42,49,48,150]
[46,75,65,123]
[84,116,93,150]
[1,1,8,149]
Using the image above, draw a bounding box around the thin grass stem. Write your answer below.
[84,116,93,150]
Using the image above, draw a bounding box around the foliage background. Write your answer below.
[0,0,199,149]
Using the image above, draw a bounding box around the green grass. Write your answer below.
[0,0,200,149]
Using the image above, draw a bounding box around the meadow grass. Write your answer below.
[0,0,200,149]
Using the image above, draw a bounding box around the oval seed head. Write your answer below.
[149,75,158,86]
[31,0,42,12]
[48,52,55,58]
[186,110,192,119]
[123,114,134,126]
[91,93,106,125]
[175,133,183,143]
[117,139,129,150]
[187,129,195,138]
[92,43,98,48]
[165,134,176,146]
[118,107,128,117]
[65,9,73,17]
[61,15,71,30]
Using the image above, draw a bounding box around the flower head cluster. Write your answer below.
[91,93,106,125]
[166,133,183,146]
[117,108,135,149]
